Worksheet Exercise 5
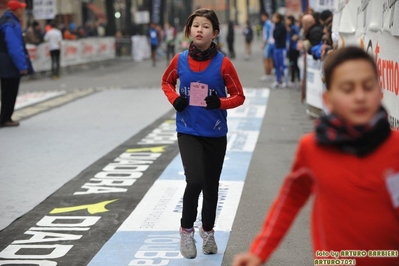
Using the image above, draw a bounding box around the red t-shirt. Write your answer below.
[250,131,399,266]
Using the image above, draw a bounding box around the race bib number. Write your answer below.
[189,82,208,107]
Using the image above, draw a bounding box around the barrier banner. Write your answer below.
[131,36,151,62]
[26,37,116,72]
[305,56,324,111]
[305,0,399,129]
[334,0,399,129]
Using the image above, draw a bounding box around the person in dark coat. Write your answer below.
[226,20,235,59]
[242,20,253,60]
[0,1,33,127]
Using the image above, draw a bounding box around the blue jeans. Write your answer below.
[273,48,286,83]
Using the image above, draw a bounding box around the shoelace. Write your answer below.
[182,232,196,248]
[202,231,215,247]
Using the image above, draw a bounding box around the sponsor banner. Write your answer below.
[306,56,324,110]
[309,0,335,11]
[33,0,56,20]
[117,180,243,232]
[26,37,116,72]
[334,0,399,129]
[87,231,230,266]
[308,0,399,127]
[14,91,66,110]
[0,110,180,265]
[132,35,151,62]
[286,0,303,17]
[88,89,269,265]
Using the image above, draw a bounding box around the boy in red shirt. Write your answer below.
[233,46,399,266]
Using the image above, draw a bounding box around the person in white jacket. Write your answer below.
[44,22,62,79]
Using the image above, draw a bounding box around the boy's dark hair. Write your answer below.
[184,8,220,38]
[323,46,378,90]
[287,15,296,25]
[320,10,333,22]
[273,13,284,23]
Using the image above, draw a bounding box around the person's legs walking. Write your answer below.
[151,45,157,66]
[200,136,226,254]
[0,78,20,126]
[178,133,205,259]
[54,50,60,77]
[50,50,56,77]
[272,48,287,88]
[201,136,226,231]
[289,49,300,83]
[260,43,274,81]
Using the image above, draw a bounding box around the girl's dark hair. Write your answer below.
[323,46,378,90]
[184,8,220,38]
[287,15,296,25]
[273,13,284,23]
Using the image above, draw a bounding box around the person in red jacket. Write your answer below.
[233,46,399,266]
[162,8,245,260]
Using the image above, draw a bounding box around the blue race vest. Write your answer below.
[176,50,227,137]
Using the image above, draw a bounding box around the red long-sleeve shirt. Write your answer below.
[250,131,399,266]
[161,53,245,109]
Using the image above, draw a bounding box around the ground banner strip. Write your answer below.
[0,109,180,265]
[14,91,67,110]
[88,88,270,266]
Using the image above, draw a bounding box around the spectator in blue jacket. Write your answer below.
[0,1,33,127]
[148,22,160,67]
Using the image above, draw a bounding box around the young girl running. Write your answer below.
[161,8,245,259]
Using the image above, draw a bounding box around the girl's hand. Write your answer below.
[232,253,262,266]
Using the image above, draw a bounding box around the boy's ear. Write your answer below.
[322,91,333,112]
[213,30,219,39]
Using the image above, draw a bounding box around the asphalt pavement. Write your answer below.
[0,27,314,265]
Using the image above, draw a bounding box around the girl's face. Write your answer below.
[272,15,279,23]
[190,16,218,50]
[323,59,382,125]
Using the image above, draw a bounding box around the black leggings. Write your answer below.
[178,133,227,231]
[288,48,300,82]
[50,49,60,76]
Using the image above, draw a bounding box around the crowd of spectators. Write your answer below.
[23,19,107,45]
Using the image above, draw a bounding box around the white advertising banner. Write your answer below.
[26,37,116,73]
[33,0,56,20]
[131,36,151,62]
[334,0,399,129]
[309,0,335,11]
[305,56,324,111]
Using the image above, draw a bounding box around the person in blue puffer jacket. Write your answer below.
[0,1,33,127]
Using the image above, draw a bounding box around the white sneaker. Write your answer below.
[281,82,288,88]
[259,75,273,82]
[271,81,280,89]
[180,227,197,259]
[199,227,218,254]
[287,81,294,87]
